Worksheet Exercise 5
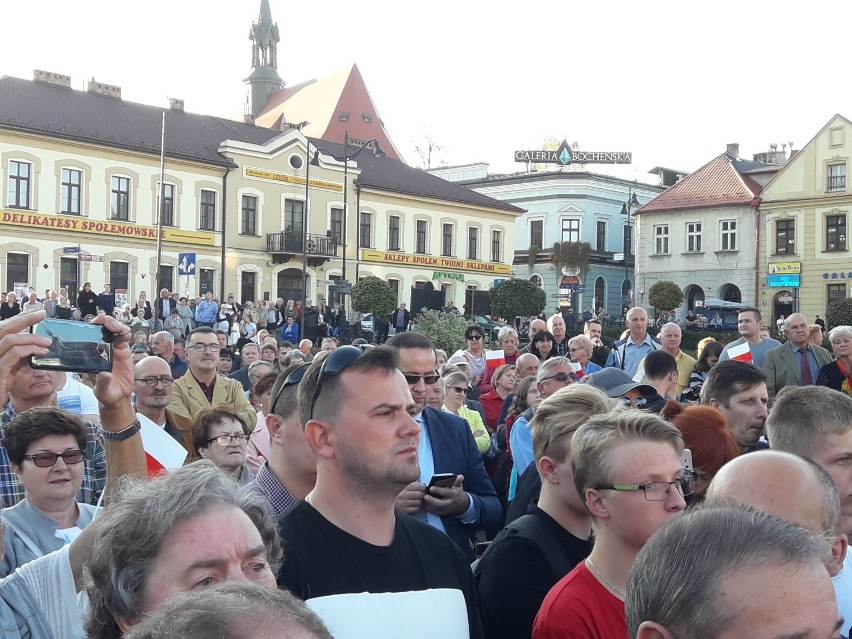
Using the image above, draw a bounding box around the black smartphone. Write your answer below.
[30,318,113,373]
[426,473,458,494]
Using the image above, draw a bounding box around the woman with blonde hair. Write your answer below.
[567,334,602,376]
[441,371,490,454]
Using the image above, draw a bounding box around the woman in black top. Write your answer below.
[77,282,99,317]
[0,292,21,320]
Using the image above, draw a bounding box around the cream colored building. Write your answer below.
[757,114,852,322]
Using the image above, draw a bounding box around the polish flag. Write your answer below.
[727,341,752,363]
[486,350,506,368]
[569,361,584,378]
[137,413,188,477]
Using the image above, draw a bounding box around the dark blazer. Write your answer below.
[391,307,410,330]
[155,297,175,322]
[763,342,833,403]
[421,407,501,556]
[228,367,251,392]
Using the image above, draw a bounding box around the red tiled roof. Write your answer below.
[637,153,762,214]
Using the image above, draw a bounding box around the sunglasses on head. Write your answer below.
[270,362,310,415]
[309,345,368,420]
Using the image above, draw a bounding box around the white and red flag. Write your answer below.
[569,361,584,378]
[137,413,187,477]
[727,342,752,363]
[486,350,505,368]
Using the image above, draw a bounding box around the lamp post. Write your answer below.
[620,187,640,314]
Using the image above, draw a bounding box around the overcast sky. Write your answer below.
[5,1,850,183]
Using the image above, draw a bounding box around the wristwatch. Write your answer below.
[101,419,141,441]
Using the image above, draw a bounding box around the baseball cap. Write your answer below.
[583,368,657,398]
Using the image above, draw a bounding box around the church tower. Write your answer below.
[244,0,284,123]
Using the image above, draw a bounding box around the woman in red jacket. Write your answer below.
[479,364,517,430]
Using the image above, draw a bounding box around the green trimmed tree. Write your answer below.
[826,298,852,330]
[350,276,396,318]
[648,281,683,314]
[490,278,547,325]
[411,308,468,354]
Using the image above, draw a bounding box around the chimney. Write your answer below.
[726,143,740,158]
[33,69,71,88]
[169,98,184,112]
[87,78,121,99]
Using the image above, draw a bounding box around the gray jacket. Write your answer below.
[0,499,98,577]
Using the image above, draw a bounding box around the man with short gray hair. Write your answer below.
[605,307,660,377]
[656,322,694,396]
[150,331,187,379]
[762,312,832,402]
[626,506,839,639]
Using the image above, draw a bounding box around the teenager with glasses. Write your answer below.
[192,407,253,485]
[533,410,688,639]
[276,345,485,637]
[0,407,96,576]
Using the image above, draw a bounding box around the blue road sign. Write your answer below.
[178,253,196,275]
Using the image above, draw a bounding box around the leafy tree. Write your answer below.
[490,278,547,325]
[411,308,468,354]
[826,298,852,329]
[350,276,396,318]
[648,281,683,313]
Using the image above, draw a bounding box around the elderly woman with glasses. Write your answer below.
[462,325,488,388]
[440,371,491,454]
[480,327,520,394]
[192,407,253,485]
[0,407,97,577]
[568,334,602,376]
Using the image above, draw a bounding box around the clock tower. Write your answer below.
[244,0,284,122]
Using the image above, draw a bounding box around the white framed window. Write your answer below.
[110,175,131,220]
[686,222,702,252]
[720,219,737,251]
[199,189,216,231]
[654,225,669,254]
[828,163,847,192]
[60,168,83,215]
[561,218,580,243]
[7,160,32,209]
[491,230,502,262]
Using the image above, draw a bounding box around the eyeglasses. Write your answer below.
[568,347,583,352]
[188,343,219,353]
[402,372,440,386]
[309,345,368,420]
[450,386,468,395]
[133,376,174,387]
[467,334,483,341]
[271,362,310,414]
[597,474,695,501]
[619,396,648,408]
[206,433,249,447]
[540,372,571,384]
[24,449,86,467]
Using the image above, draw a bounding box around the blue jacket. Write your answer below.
[422,407,502,555]
[280,322,299,342]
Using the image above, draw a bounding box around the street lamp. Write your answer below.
[620,188,640,313]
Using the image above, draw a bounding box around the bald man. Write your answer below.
[762,313,832,403]
[705,450,852,626]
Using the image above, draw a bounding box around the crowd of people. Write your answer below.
[1,292,852,638]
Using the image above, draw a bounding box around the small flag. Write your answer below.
[138,413,187,477]
[569,361,583,378]
[727,341,752,363]
[486,350,505,368]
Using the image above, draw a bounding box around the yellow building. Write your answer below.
[757,114,852,323]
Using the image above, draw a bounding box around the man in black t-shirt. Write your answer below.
[277,345,484,639]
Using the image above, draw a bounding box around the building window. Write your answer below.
[160,183,175,226]
[561,219,580,244]
[720,220,737,251]
[110,176,130,220]
[388,215,400,251]
[530,219,543,247]
[330,207,343,246]
[388,278,400,300]
[775,219,795,255]
[7,161,31,209]
[157,265,174,293]
[416,220,428,254]
[199,268,215,296]
[468,227,479,260]
[654,225,669,254]
[828,284,847,306]
[109,261,129,292]
[241,272,256,306]
[6,253,28,291]
[284,199,303,236]
[491,230,502,262]
[596,221,607,252]
[828,164,847,192]
[827,214,847,251]
[360,212,372,248]
[199,190,216,231]
[240,195,257,236]
[440,223,455,257]
[60,168,82,215]
[686,222,702,252]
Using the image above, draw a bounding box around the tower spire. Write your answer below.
[244,0,284,122]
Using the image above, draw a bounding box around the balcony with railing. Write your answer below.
[266,231,338,266]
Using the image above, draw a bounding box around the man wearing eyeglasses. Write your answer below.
[387,332,501,555]
[533,410,689,638]
[276,345,485,638]
[133,355,193,455]
[243,364,316,516]
[167,327,256,431]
